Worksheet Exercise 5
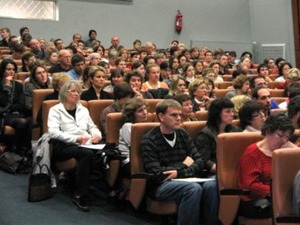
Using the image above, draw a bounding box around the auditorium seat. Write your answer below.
[217,132,272,225]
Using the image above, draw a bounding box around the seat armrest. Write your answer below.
[220,188,250,195]
[276,215,300,223]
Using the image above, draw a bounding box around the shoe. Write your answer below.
[72,196,90,212]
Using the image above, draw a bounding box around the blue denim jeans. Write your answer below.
[154,179,219,225]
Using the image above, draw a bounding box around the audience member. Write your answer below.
[125,70,153,99]
[67,55,85,81]
[0,59,32,155]
[103,69,124,93]
[0,27,10,47]
[252,87,271,118]
[81,66,113,101]
[119,98,148,175]
[48,49,73,74]
[239,100,265,132]
[173,94,196,122]
[141,99,219,225]
[48,80,102,211]
[100,82,133,138]
[237,113,297,218]
[225,75,250,99]
[195,98,240,175]
[25,64,51,116]
[188,79,212,112]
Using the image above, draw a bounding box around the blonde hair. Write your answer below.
[51,72,71,91]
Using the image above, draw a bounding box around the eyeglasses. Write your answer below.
[198,86,209,91]
[274,131,290,140]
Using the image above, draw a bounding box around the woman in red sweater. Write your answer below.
[237,113,297,218]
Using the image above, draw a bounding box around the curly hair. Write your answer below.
[261,113,294,136]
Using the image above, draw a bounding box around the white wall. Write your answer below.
[1,0,295,64]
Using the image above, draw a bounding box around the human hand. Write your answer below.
[77,136,90,144]
[183,156,194,167]
[91,135,101,144]
[210,163,216,173]
[162,170,178,181]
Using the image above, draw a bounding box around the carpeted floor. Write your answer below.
[0,170,159,225]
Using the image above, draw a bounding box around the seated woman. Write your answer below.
[80,66,113,101]
[195,98,240,176]
[202,68,223,85]
[225,75,250,99]
[237,113,297,218]
[0,59,32,156]
[188,79,212,112]
[141,64,169,98]
[24,63,51,116]
[173,94,197,122]
[125,70,153,99]
[48,80,102,212]
[165,75,186,97]
[238,100,266,132]
[256,63,273,83]
[181,62,195,87]
[119,98,148,175]
[232,55,253,79]
[103,69,124,94]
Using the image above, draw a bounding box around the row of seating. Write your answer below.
[37,95,300,224]
[129,123,300,225]
[31,88,288,140]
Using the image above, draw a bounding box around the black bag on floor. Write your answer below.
[28,163,53,202]
[0,151,23,174]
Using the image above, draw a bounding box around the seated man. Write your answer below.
[141,99,219,225]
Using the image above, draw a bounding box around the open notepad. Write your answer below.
[172,177,215,183]
[80,144,105,150]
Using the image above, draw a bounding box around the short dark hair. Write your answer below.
[239,101,261,130]
[71,54,85,66]
[257,63,269,73]
[88,29,97,37]
[125,70,142,83]
[250,75,265,89]
[252,86,267,99]
[113,82,133,100]
[261,113,294,136]
[173,94,191,105]
[19,26,29,36]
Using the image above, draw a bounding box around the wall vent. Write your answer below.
[260,44,285,61]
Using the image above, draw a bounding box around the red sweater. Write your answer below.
[237,143,271,202]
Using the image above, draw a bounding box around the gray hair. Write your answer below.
[59,80,82,104]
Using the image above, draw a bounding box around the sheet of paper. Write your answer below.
[80,144,105,150]
[172,177,215,183]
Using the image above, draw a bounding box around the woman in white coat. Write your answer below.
[48,80,101,212]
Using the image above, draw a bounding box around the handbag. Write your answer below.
[0,151,23,174]
[28,163,53,202]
